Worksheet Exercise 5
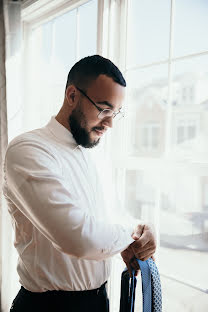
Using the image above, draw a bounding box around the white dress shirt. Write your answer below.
[3,116,136,292]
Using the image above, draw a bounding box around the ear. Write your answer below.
[65,85,77,107]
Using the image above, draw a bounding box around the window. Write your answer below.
[23,0,97,132]
[126,0,170,67]
[141,122,160,150]
[176,119,197,143]
[113,1,208,311]
[173,0,208,57]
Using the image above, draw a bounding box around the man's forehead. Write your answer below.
[88,75,126,103]
[90,74,123,90]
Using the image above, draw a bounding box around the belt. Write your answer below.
[21,281,107,297]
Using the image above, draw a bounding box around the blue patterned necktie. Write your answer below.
[147,258,162,311]
[119,258,162,312]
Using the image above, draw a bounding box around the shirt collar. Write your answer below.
[46,116,79,149]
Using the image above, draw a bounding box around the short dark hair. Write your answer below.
[65,55,126,92]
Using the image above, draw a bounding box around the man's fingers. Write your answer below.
[132,234,140,240]
[133,234,149,249]
[126,258,140,278]
[131,240,152,255]
[131,258,140,271]
[132,232,156,254]
[134,247,155,260]
[138,231,152,245]
[129,224,157,265]
[140,251,154,261]
[126,263,133,278]
[132,224,145,240]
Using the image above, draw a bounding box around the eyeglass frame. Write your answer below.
[76,86,124,120]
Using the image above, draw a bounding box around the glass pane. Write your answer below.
[53,9,77,76]
[152,125,160,147]
[25,2,98,133]
[177,125,185,143]
[125,169,158,222]
[174,0,208,57]
[125,64,168,158]
[127,0,171,67]
[41,21,53,62]
[160,170,208,311]
[142,127,148,148]
[78,0,97,59]
[170,55,208,161]
[188,124,196,139]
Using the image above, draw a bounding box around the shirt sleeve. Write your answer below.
[3,140,135,261]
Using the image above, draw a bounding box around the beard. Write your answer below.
[69,108,101,148]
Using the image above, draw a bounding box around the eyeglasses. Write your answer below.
[76,87,124,121]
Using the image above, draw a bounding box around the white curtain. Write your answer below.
[0,1,8,310]
[1,1,22,311]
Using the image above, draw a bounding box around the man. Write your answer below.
[3,55,156,312]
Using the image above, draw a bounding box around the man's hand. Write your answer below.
[121,223,156,277]
[131,223,156,261]
[121,245,140,277]
[121,223,145,277]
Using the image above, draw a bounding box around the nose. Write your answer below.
[101,116,113,128]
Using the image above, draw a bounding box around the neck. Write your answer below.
[55,110,71,132]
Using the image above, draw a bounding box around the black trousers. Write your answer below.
[10,282,109,312]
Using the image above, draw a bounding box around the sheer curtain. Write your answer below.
[0,2,8,309]
[0,1,22,311]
